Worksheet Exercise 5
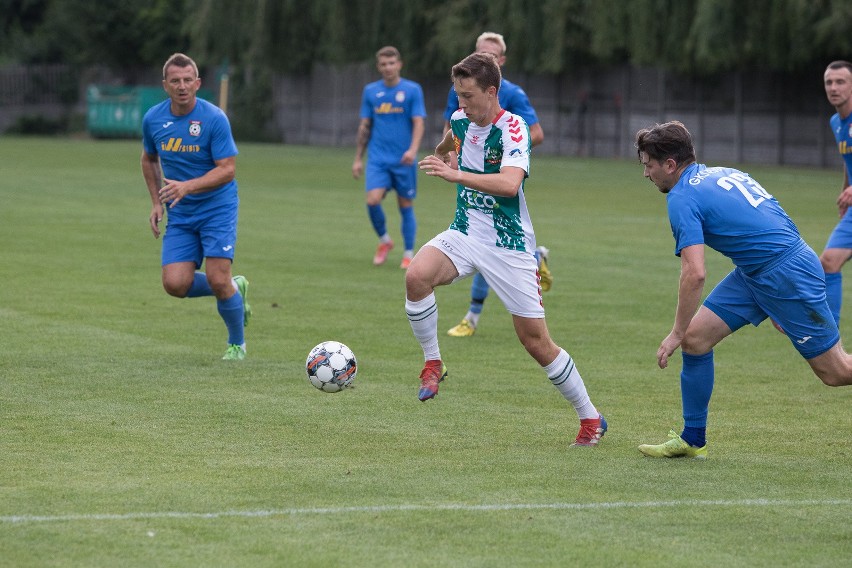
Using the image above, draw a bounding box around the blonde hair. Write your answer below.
[475,32,506,55]
[375,46,401,61]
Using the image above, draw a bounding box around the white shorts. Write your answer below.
[426,229,545,318]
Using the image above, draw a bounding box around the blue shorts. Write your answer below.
[703,241,839,359]
[365,161,417,200]
[825,207,852,249]
[162,201,238,267]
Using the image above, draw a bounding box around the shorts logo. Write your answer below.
[189,121,202,136]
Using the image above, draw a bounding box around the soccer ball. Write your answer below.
[305,341,357,392]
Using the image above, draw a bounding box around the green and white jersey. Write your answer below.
[448,109,534,252]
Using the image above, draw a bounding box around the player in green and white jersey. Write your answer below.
[405,52,606,448]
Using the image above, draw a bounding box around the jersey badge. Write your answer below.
[189,121,202,137]
[848,123,852,138]
[395,90,406,103]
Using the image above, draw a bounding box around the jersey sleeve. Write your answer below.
[411,82,427,118]
[501,114,530,175]
[359,85,373,120]
[667,193,705,256]
[141,111,157,156]
[209,108,238,161]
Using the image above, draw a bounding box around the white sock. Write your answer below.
[465,310,480,328]
[405,293,441,361]
[544,348,598,419]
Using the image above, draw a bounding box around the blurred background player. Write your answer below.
[141,53,251,360]
[409,52,606,447]
[635,121,852,460]
[352,46,426,269]
[442,32,551,337]
[819,60,852,325]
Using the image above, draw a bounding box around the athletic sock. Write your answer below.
[399,205,416,251]
[217,292,245,346]
[470,273,490,307]
[544,348,598,419]
[680,351,714,447]
[405,293,441,361]
[367,204,387,237]
[825,271,842,325]
[186,271,213,297]
[465,310,480,328]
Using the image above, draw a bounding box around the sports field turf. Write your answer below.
[2,136,851,566]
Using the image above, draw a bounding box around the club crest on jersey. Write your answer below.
[189,121,202,136]
[485,146,502,165]
[395,91,406,103]
[848,123,852,138]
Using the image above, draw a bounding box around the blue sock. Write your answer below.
[825,271,842,325]
[367,204,386,237]
[186,271,213,298]
[470,273,490,311]
[680,351,714,448]
[399,205,416,251]
[217,292,245,346]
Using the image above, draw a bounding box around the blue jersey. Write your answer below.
[443,78,539,126]
[142,98,238,212]
[830,112,852,177]
[667,163,802,274]
[360,78,426,165]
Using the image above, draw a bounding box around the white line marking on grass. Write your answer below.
[3,499,851,524]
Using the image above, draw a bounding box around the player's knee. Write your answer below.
[162,279,189,298]
[681,332,713,355]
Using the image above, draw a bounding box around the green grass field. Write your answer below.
[2,136,851,567]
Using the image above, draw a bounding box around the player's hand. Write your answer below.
[438,151,459,170]
[159,178,190,208]
[149,204,164,238]
[419,154,460,183]
[352,159,363,179]
[656,331,682,370]
[836,186,852,215]
[401,149,416,165]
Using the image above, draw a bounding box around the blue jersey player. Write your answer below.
[352,46,426,269]
[141,53,251,361]
[819,60,852,325]
[635,121,852,459]
[442,32,551,339]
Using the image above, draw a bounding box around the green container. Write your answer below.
[86,85,215,138]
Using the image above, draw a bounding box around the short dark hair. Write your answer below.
[635,121,697,167]
[451,52,501,93]
[826,60,852,75]
[162,53,198,79]
[375,46,401,61]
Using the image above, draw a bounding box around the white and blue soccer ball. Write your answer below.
[305,341,357,392]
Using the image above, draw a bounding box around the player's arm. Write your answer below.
[401,116,424,165]
[352,118,371,178]
[657,244,706,369]
[529,122,544,147]
[141,150,165,238]
[420,154,525,198]
[836,168,852,216]
[440,121,460,170]
[158,156,236,208]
